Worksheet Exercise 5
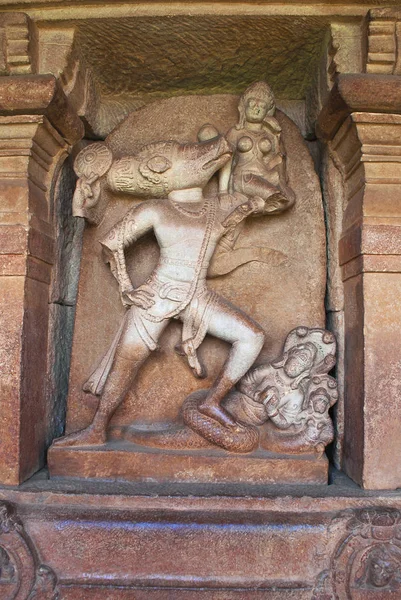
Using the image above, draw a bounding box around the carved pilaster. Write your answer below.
[318,73,401,490]
[0,75,83,485]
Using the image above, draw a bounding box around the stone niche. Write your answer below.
[48,88,329,485]
[1,5,401,495]
[2,3,401,600]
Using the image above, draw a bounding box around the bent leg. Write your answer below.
[237,173,293,213]
[198,296,265,428]
[55,309,168,446]
[239,172,278,201]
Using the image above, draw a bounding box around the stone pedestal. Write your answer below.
[49,443,328,485]
[1,474,401,599]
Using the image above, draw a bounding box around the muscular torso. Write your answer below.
[153,199,223,284]
[101,193,242,286]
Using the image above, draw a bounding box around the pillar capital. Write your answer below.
[0,74,84,144]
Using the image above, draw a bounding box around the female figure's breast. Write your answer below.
[233,131,276,179]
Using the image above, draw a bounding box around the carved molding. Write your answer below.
[0,501,59,600]
[367,8,401,75]
[0,13,35,76]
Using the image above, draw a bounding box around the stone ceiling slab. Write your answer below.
[74,15,330,102]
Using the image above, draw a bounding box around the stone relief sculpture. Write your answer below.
[55,97,295,448]
[219,81,294,216]
[72,142,113,225]
[133,326,337,454]
[51,81,335,481]
[356,545,401,589]
[211,81,294,277]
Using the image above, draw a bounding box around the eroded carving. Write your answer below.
[0,13,33,76]
[0,546,15,583]
[72,142,113,224]
[0,501,59,600]
[313,508,401,599]
[367,9,401,75]
[28,565,59,600]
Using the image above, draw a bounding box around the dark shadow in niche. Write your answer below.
[46,154,85,444]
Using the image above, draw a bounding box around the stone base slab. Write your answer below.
[47,441,328,485]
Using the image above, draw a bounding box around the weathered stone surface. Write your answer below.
[0,12,34,76]
[46,158,85,446]
[367,7,401,75]
[75,16,329,101]
[362,273,401,490]
[63,15,337,137]
[317,73,401,140]
[321,147,346,470]
[0,75,84,144]
[0,477,401,599]
[49,445,328,485]
[0,500,59,599]
[326,310,345,471]
[0,277,24,484]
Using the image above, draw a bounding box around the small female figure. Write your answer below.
[219,81,295,220]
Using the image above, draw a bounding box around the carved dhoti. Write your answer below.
[83,272,220,395]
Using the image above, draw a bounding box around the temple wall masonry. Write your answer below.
[0,2,401,597]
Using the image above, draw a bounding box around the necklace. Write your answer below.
[170,197,208,218]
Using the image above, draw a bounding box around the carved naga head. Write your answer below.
[106,135,232,198]
[271,327,337,390]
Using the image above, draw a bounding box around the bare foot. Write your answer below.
[52,424,106,447]
[198,401,239,430]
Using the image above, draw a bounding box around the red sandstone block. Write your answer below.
[0,223,27,254]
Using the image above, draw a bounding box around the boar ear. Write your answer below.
[147,155,171,173]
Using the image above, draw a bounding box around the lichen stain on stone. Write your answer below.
[75,16,330,102]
